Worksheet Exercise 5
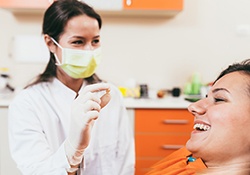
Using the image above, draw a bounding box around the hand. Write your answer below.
[65,83,111,166]
[100,89,111,108]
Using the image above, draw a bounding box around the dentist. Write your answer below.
[8,0,135,175]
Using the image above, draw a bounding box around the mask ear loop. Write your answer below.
[50,37,63,65]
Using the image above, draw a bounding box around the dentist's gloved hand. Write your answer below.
[65,83,111,167]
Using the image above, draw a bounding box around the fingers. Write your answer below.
[82,92,101,111]
[72,83,111,124]
[76,83,111,110]
[85,110,99,124]
[79,82,110,95]
[100,91,111,108]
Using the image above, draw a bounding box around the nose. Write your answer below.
[83,43,94,50]
[188,98,207,117]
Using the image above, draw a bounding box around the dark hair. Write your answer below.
[213,59,250,97]
[26,0,102,88]
[214,59,250,83]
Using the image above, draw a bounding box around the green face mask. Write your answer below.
[51,38,101,79]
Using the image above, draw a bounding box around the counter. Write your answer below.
[0,95,191,108]
[124,96,191,109]
[0,98,13,107]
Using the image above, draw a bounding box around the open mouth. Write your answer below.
[193,123,211,131]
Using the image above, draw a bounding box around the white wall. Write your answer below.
[1,0,250,92]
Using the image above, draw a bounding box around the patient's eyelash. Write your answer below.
[214,98,225,102]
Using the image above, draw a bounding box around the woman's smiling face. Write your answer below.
[186,71,250,165]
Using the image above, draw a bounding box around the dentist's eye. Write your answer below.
[73,40,84,45]
[92,39,100,45]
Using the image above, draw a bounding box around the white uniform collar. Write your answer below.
[52,77,87,100]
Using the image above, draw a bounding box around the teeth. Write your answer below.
[193,123,210,131]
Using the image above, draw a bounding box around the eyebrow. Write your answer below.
[212,88,230,94]
[70,35,100,40]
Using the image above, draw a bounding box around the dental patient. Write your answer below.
[146,59,250,175]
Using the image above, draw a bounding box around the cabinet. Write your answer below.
[134,109,193,175]
[0,0,183,16]
[0,0,51,9]
[123,0,183,11]
[0,107,22,175]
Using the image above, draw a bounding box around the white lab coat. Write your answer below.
[8,78,135,175]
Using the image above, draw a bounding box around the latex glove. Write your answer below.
[65,83,111,166]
